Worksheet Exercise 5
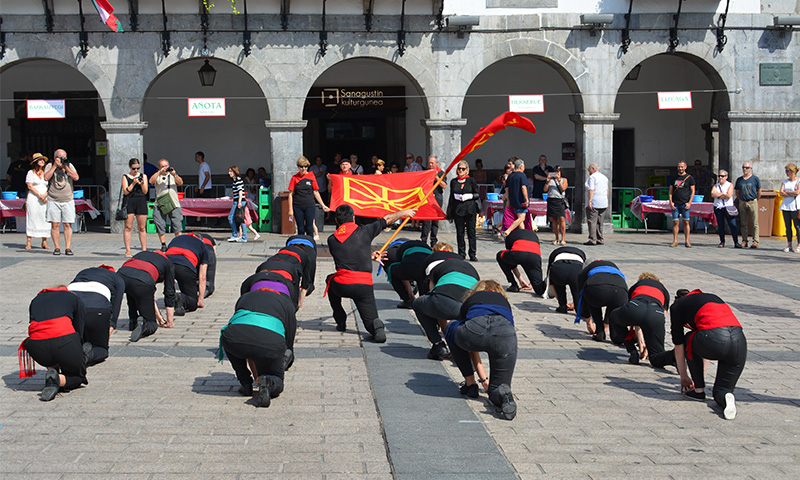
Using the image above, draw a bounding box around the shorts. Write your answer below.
[672,204,691,221]
[153,205,183,235]
[126,195,148,216]
[46,199,76,223]
[514,207,528,215]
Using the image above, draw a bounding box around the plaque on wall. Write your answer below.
[759,63,793,86]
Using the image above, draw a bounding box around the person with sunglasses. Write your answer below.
[288,156,330,237]
[711,169,741,248]
[122,158,149,256]
[779,163,800,253]
[447,160,480,261]
[734,163,761,248]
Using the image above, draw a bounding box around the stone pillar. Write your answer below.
[422,118,468,232]
[100,122,148,234]
[723,111,800,187]
[265,120,307,233]
[570,113,619,234]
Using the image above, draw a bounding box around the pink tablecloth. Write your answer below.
[0,198,99,219]
[630,198,717,227]
[482,200,572,223]
[179,198,258,219]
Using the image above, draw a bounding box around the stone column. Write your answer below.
[422,118,468,232]
[100,122,148,234]
[265,120,307,233]
[570,113,619,234]
[723,111,800,187]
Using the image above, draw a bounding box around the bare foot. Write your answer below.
[25,243,32,250]
[640,346,649,361]
[586,319,596,335]
[162,319,174,328]
[519,283,533,291]
[41,242,49,249]
[566,302,575,312]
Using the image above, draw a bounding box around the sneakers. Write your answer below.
[492,384,517,420]
[427,342,450,360]
[684,390,706,401]
[723,392,736,420]
[161,244,167,252]
[335,322,346,332]
[237,237,247,243]
[624,340,640,365]
[173,293,186,316]
[40,368,59,402]
[130,316,145,342]
[255,375,271,407]
[506,284,520,293]
[253,233,261,240]
[238,383,253,396]
[459,382,479,398]
[82,342,94,365]
[227,236,238,242]
[373,326,387,344]
[555,306,569,314]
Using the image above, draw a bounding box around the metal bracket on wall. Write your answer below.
[397,0,407,56]
[281,0,290,31]
[42,0,54,33]
[715,0,730,53]
[242,0,252,56]
[160,0,170,56]
[200,1,210,55]
[77,0,89,58]
[318,0,328,56]
[668,0,683,52]
[435,0,445,31]
[364,0,374,32]
[0,17,6,60]
[620,0,634,54]
[128,0,139,32]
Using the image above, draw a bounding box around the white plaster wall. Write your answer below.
[141,59,270,178]
[446,0,761,15]
[614,55,714,167]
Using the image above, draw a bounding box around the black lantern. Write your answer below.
[198,59,216,87]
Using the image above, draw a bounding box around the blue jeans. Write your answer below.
[228,201,246,240]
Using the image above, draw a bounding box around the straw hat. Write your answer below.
[30,153,48,164]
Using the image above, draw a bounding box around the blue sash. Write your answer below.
[574,266,626,324]
[287,238,315,249]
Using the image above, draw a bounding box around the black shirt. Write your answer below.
[628,279,670,309]
[256,257,303,287]
[505,229,541,255]
[447,177,479,218]
[531,164,554,199]
[328,219,387,272]
[70,267,126,324]
[671,173,696,205]
[241,271,299,307]
[577,260,627,291]
[118,251,177,308]
[669,291,741,346]
[166,234,209,272]
[29,289,85,339]
[459,291,512,321]
[278,245,315,290]
[429,258,480,301]
[226,290,297,350]
[7,160,29,192]
[505,171,528,209]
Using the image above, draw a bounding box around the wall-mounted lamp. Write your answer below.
[773,16,800,27]
[446,16,479,38]
[198,59,217,87]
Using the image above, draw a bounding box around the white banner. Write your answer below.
[508,95,545,113]
[657,91,693,110]
[27,99,66,119]
[188,98,226,117]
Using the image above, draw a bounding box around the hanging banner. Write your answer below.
[508,95,545,113]
[657,92,692,110]
[188,98,226,117]
[27,99,66,119]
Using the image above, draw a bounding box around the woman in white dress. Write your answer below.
[25,153,50,250]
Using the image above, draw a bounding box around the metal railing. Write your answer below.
[74,184,109,225]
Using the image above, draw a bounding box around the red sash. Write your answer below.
[38,286,69,295]
[270,270,293,281]
[324,269,373,296]
[278,249,302,262]
[28,316,75,340]
[123,258,159,282]
[333,222,359,243]
[167,246,199,268]
[511,239,541,255]
[686,302,741,360]
[631,285,666,307]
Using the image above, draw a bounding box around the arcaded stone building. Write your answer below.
[1,1,797,231]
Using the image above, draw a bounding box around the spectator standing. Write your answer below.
[778,163,800,253]
[149,159,184,252]
[404,153,422,172]
[711,170,740,248]
[421,156,446,246]
[44,148,79,256]
[288,156,329,237]
[311,155,329,205]
[141,154,158,184]
[473,159,487,184]
[227,166,247,242]
[121,158,149,256]
[668,161,695,248]
[374,159,386,174]
[194,151,213,198]
[734,162,761,248]
[447,160,479,261]
[691,159,715,198]
[546,166,569,245]
[24,153,50,250]
[500,158,530,237]
[350,154,364,175]
[531,155,555,199]
[257,167,270,188]
[584,163,609,246]
[6,150,30,194]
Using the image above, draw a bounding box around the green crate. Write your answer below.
[258,187,271,208]
[654,188,670,200]
[147,202,154,219]
[617,188,636,208]
[612,213,623,228]
[145,216,185,233]
[622,207,645,229]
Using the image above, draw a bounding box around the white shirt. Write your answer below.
[585,171,609,209]
[198,161,213,190]
[713,181,734,208]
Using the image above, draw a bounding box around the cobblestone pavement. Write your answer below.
[1,226,799,479]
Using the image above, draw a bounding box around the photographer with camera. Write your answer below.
[149,159,184,252]
[44,148,79,256]
[122,158,150,257]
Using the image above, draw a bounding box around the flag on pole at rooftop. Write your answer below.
[92,0,124,33]
[329,171,446,220]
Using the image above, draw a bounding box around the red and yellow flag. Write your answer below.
[444,112,536,173]
[329,171,446,220]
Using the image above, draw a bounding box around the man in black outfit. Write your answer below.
[496,229,546,295]
[67,265,126,365]
[117,250,177,341]
[326,205,416,343]
[166,233,209,314]
[546,246,585,314]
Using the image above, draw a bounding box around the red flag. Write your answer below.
[329,171,446,220]
[92,0,124,32]
[444,112,536,173]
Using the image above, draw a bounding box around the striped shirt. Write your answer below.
[232,176,244,198]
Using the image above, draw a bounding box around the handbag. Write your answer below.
[156,175,178,215]
[554,178,570,209]
[233,205,245,226]
[725,205,739,217]
[115,181,128,220]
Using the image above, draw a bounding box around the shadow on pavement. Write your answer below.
[192,371,239,397]
[405,372,459,398]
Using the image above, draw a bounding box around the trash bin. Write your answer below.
[772,193,785,237]
[757,190,776,238]
[315,204,325,234]
[279,191,295,235]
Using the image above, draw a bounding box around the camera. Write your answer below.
[548,171,557,178]
[167,167,174,173]
[59,157,69,167]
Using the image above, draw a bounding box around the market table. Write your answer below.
[0,198,100,220]
[629,197,717,233]
[177,197,258,219]
[482,199,572,223]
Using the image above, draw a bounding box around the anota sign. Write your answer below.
[188,98,226,117]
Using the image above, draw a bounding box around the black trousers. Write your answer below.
[84,305,111,366]
[294,205,316,237]
[25,333,87,390]
[685,326,747,408]
[420,220,439,245]
[451,314,517,396]
[609,299,674,368]
[390,262,427,303]
[326,276,382,335]
[581,283,628,326]
[120,273,159,337]
[549,261,582,310]
[453,213,477,259]
[174,264,199,312]
[205,250,216,298]
[221,326,285,398]
[496,250,546,295]
[714,208,739,245]
[412,293,462,345]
